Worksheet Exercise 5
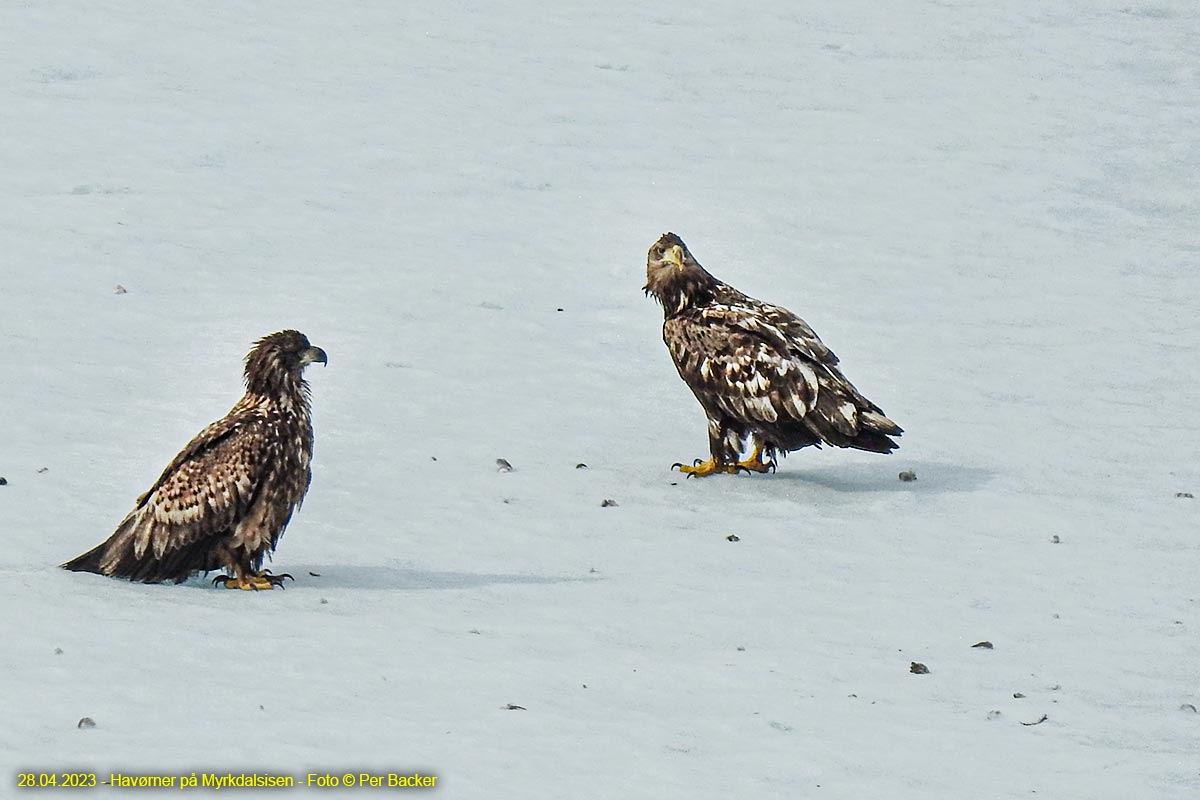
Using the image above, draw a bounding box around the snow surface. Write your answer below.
[1,1,1198,797]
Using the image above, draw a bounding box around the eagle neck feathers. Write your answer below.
[649,267,722,319]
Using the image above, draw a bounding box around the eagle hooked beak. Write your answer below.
[662,245,686,269]
[299,346,328,367]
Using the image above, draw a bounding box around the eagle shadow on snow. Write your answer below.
[771,459,992,494]
[267,565,599,592]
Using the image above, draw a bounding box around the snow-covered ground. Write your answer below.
[2,1,1197,797]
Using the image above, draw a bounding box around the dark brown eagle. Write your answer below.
[645,233,902,476]
[62,330,327,589]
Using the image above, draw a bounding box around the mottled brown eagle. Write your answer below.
[645,233,902,476]
[62,330,327,589]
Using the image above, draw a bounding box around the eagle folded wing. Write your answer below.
[669,306,825,426]
[711,286,840,366]
[127,413,268,561]
[759,302,840,366]
[719,303,889,435]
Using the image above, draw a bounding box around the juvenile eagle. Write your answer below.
[62,330,327,589]
[645,233,901,476]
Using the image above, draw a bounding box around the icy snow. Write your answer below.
[1,1,1198,798]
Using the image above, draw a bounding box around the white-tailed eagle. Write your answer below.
[645,233,901,476]
[62,330,326,588]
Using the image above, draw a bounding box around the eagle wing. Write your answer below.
[666,301,892,439]
[712,284,840,365]
[122,409,269,564]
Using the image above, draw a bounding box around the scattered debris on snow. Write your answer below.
[1176,492,1194,499]
[502,704,526,711]
[575,463,588,469]
[600,498,618,507]
[971,641,994,649]
[496,458,513,473]
[77,717,96,729]
[114,284,127,294]
[1021,715,1049,726]
[910,662,930,674]
[726,534,740,542]
[898,470,917,482]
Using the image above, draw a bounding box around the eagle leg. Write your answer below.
[211,571,293,590]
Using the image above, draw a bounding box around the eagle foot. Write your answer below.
[672,458,737,478]
[212,571,294,590]
[732,447,775,475]
[734,458,775,475]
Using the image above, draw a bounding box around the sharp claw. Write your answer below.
[694,458,704,466]
[767,462,777,473]
[671,462,683,471]
[736,466,751,476]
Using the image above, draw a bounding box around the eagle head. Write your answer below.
[644,232,716,315]
[244,330,327,395]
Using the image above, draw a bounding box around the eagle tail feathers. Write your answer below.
[860,409,903,436]
[60,542,107,575]
[796,407,902,454]
[846,429,901,454]
[61,515,207,584]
